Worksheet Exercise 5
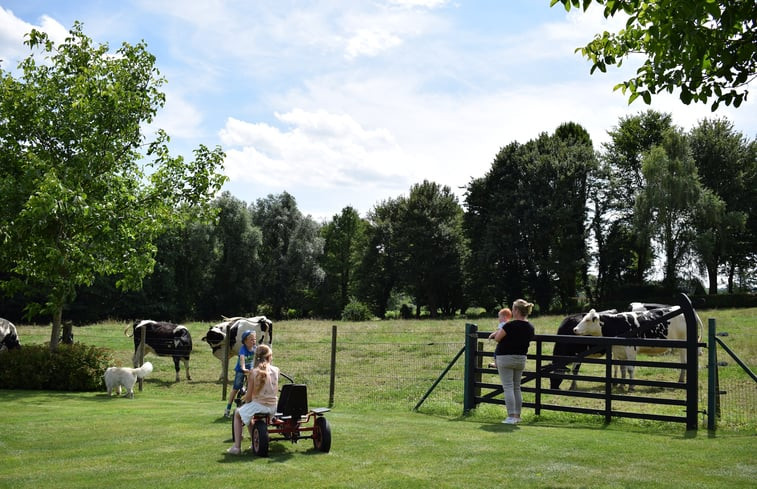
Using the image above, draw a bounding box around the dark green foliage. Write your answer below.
[340,299,372,321]
[0,343,113,391]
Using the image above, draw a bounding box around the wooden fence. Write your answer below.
[463,293,704,430]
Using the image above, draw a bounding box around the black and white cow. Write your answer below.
[572,306,701,383]
[549,311,634,390]
[0,318,21,352]
[125,320,192,382]
[201,316,273,380]
[550,303,678,390]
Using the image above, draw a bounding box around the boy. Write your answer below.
[224,329,256,417]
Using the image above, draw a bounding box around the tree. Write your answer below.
[689,117,755,293]
[464,124,596,312]
[251,192,324,319]
[395,181,467,317]
[0,23,226,348]
[197,192,262,319]
[552,0,757,110]
[318,206,366,319]
[635,129,707,291]
[599,110,673,285]
[357,197,404,319]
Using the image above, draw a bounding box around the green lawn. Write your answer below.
[0,390,755,489]
[1,309,755,488]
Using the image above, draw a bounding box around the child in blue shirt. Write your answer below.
[224,330,256,417]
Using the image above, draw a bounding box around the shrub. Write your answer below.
[0,343,114,391]
[341,299,372,321]
[464,307,487,319]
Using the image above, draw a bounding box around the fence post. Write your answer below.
[707,318,718,431]
[329,324,337,408]
[534,339,542,416]
[604,345,613,423]
[463,323,478,413]
[221,328,230,401]
[678,293,699,431]
[138,324,146,392]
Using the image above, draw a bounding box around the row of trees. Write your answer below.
[5,111,751,324]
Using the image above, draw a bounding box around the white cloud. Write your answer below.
[0,7,67,67]
[345,28,403,59]
[219,110,409,194]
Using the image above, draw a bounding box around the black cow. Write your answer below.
[0,318,21,352]
[125,320,192,382]
[201,316,273,380]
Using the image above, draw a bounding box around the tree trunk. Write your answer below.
[49,305,63,351]
[706,261,719,295]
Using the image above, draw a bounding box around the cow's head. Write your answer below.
[573,309,602,336]
[201,323,228,348]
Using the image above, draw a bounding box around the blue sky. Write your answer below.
[2,1,755,222]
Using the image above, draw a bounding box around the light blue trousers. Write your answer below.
[496,354,527,417]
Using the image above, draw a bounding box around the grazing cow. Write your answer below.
[549,311,633,390]
[201,316,273,380]
[0,318,21,352]
[125,320,192,382]
[573,306,701,383]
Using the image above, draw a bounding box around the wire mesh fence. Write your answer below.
[6,318,755,430]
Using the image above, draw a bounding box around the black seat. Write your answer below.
[276,384,309,419]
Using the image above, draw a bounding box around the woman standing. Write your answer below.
[493,299,535,424]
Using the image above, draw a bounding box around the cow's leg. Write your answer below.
[626,347,636,392]
[569,363,581,390]
[183,357,191,381]
[172,356,181,382]
[678,348,686,383]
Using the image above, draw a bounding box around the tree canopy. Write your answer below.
[552,0,757,110]
[0,23,226,347]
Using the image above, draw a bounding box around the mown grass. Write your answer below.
[1,308,755,488]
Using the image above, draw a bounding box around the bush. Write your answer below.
[464,307,488,319]
[341,299,372,321]
[0,343,114,391]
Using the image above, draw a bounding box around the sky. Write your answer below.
[1,0,755,223]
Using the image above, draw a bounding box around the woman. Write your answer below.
[493,299,535,425]
[227,344,279,454]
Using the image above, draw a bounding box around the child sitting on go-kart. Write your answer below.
[227,344,280,455]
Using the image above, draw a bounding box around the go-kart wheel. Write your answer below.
[252,419,269,457]
[313,416,331,453]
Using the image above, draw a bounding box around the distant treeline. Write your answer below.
[2,111,755,323]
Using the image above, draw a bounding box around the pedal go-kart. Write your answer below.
[233,375,331,457]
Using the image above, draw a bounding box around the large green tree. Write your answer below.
[0,23,226,347]
[689,117,756,293]
[251,192,324,319]
[357,197,404,319]
[553,0,757,110]
[635,129,710,291]
[318,206,366,319]
[464,124,596,312]
[599,110,673,285]
[395,180,467,317]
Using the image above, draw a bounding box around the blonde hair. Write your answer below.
[250,344,273,396]
[512,299,534,317]
[498,308,512,320]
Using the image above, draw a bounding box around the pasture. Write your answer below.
[1,309,755,488]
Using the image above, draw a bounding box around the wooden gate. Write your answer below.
[463,293,703,430]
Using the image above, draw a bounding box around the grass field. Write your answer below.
[1,308,755,488]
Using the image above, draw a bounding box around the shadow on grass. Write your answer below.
[217,440,329,464]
